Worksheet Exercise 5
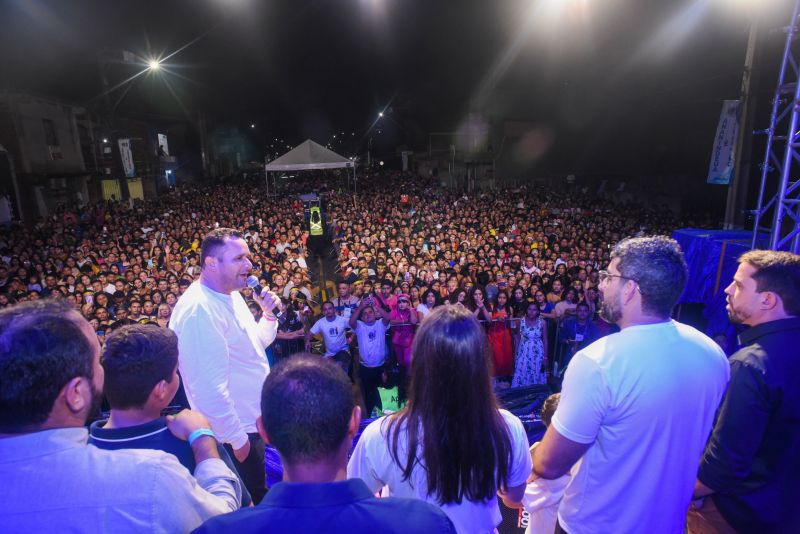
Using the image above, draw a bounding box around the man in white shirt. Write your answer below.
[532,236,729,534]
[349,297,390,418]
[521,256,540,276]
[282,271,312,301]
[334,280,361,320]
[0,300,241,532]
[170,228,280,504]
[306,301,352,378]
[289,248,308,270]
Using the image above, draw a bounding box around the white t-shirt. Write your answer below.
[169,281,277,450]
[347,410,532,534]
[522,442,574,534]
[552,320,729,534]
[415,303,432,319]
[310,315,350,357]
[353,320,389,367]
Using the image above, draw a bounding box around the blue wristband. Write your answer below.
[187,428,215,446]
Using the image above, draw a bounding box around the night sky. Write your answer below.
[0,0,793,177]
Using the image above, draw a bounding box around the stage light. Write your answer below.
[378,112,384,118]
[102,138,108,143]
[148,59,161,71]
[379,161,384,166]
[250,123,255,128]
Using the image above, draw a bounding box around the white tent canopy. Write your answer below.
[265,139,353,171]
[264,139,357,194]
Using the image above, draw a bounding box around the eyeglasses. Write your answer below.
[598,270,630,284]
[598,270,644,294]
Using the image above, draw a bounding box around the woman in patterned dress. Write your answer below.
[512,301,548,386]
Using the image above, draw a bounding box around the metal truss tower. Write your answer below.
[752,0,800,252]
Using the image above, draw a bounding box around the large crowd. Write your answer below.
[0,172,706,386]
[0,172,717,414]
[0,172,798,534]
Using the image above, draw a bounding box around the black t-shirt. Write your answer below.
[277,308,304,333]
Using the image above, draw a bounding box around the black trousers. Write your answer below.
[224,433,267,505]
[359,363,384,418]
[397,363,409,405]
[554,519,569,534]
[330,350,353,381]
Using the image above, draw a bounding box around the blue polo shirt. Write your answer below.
[193,478,456,534]
[89,416,252,506]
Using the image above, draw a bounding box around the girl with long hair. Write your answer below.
[449,287,469,307]
[416,288,440,320]
[486,290,514,377]
[348,305,531,533]
[509,286,528,318]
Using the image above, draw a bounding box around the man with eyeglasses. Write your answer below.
[531,236,729,534]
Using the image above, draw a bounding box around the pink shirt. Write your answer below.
[389,308,415,347]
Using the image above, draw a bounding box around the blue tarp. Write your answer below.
[672,228,767,337]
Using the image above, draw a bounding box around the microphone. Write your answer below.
[246,275,266,297]
[246,276,281,318]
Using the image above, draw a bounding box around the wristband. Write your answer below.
[188,428,215,446]
[263,312,277,322]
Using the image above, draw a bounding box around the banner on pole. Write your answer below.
[118,139,135,178]
[157,133,169,156]
[707,100,740,185]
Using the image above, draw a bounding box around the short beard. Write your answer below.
[85,382,104,425]
[599,292,623,324]
[726,303,750,325]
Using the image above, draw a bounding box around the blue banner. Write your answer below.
[707,100,740,185]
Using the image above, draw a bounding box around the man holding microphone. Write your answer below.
[170,228,280,504]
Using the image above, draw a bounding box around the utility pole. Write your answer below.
[724,16,760,229]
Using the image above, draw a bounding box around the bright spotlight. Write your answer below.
[250,123,255,129]
[148,59,161,71]
[102,138,108,144]
[378,112,384,118]
[379,161,384,166]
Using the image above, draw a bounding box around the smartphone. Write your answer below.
[85,294,94,304]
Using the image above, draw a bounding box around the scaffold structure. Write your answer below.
[752,0,800,252]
